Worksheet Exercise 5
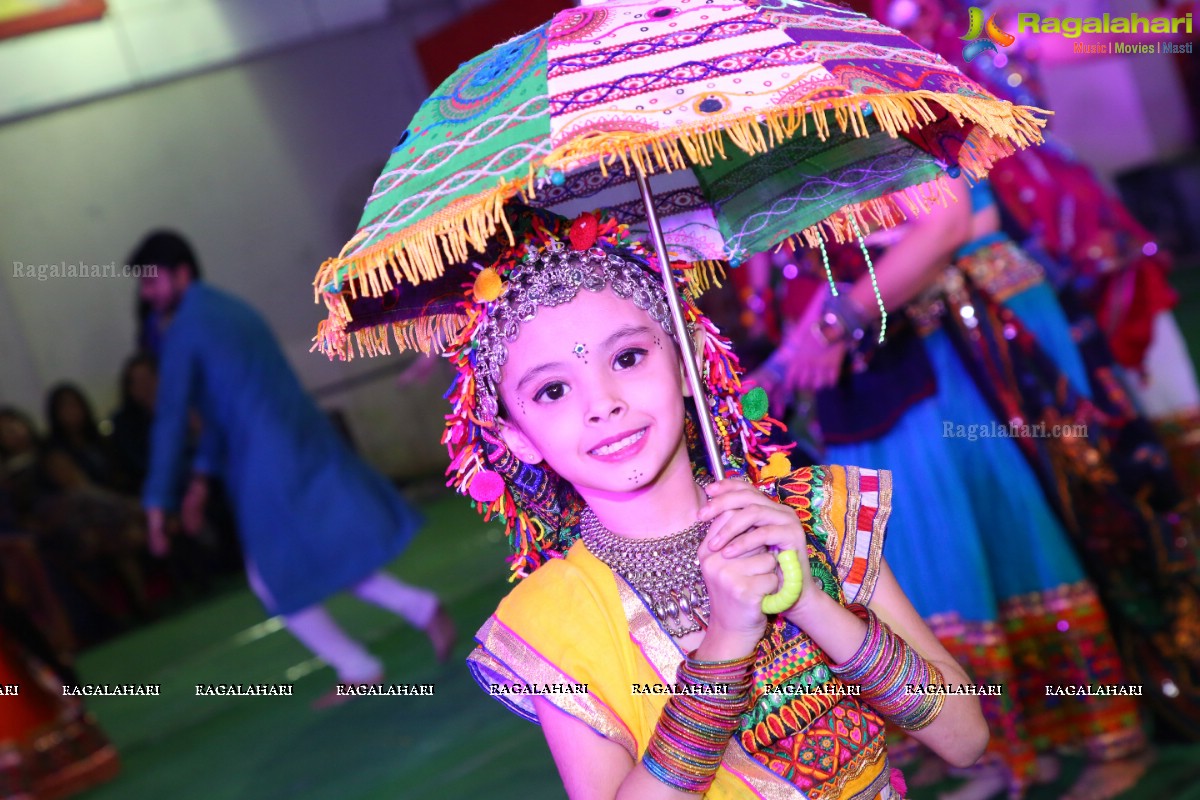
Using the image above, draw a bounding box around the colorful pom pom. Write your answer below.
[469,470,505,503]
[760,452,792,481]
[550,171,566,186]
[473,267,504,302]
[740,386,769,421]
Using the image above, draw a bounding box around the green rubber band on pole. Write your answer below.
[761,549,803,614]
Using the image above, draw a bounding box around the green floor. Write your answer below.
[75,499,564,800]
[71,492,1200,800]
[73,267,1200,800]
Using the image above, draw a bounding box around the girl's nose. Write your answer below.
[587,387,627,424]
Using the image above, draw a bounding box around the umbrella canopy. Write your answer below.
[313,0,1046,323]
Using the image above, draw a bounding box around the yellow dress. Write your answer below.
[467,465,901,799]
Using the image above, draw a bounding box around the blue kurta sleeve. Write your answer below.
[192,418,223,477]
[142,315,199,511]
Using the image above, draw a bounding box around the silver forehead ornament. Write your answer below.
[474,242,678,420]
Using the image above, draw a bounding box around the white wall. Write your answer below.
[0,6,467,478]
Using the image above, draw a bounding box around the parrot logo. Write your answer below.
[961,7,1016,62]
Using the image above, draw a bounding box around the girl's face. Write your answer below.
[497,288,691,502]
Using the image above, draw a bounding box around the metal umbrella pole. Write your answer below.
[633,165,727,483]
[633,166,802,614]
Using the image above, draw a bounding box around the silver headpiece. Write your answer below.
[474,241,676,420]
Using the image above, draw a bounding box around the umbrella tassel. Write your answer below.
[390,255,406,288]
[677,133,698,165]
[701,129,718,165]
[710,128,726,161]
[848,215,886,344]
[671,138,688,170]
[751,120,768,153]
[498,201,515,246]
[818,237,837,299]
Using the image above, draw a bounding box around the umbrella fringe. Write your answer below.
[684,259,727,295]
[312,173,528,301]
[792,172,958,249]
[314,92,1046,302]
[544,92,1046,178]
[311,306,466,364]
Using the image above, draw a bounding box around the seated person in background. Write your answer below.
[109,354,158,492]
[44,384,129,494]
[33,446,151,628]
[0,407,43,529]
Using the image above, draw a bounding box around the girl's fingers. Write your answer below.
[729,552,780,577]
[704,509,734,545]
[706,506,792,550]
[699,488,791,526]
[700,480,775,510]
[720,525,805,558]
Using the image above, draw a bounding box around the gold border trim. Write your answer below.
[469,617,638,757]
[859,468,892,605]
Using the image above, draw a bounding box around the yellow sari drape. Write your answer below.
[467,465,898,799]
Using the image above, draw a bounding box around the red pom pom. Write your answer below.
[468,470,505,503]
[889,768,907,795]
[569,212,599,251]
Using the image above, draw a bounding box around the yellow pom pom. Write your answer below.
[759,452,792,481]
[473,267,504,302]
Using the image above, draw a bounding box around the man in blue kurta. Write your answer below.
[134,231,455,706]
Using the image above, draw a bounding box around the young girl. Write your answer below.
[444,215,989,798]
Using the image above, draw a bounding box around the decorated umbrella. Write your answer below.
[312,0,1047,592]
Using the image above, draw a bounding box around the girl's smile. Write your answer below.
[588,426,648,460]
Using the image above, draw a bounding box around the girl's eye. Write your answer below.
[614,348,647,370]
[534,382,568,403]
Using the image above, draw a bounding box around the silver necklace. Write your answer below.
[579,506,710,638]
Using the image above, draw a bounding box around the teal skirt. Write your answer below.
[826,282,1089,619]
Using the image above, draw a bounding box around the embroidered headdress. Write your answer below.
[316,209,789,580]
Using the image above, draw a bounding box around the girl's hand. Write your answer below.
[698,479,816,620]
[692,480,783,656]
[777,292,846,394]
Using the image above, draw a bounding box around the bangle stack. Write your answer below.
[813,287,869,346]
[829,604,946,731]
[642,654,755,793]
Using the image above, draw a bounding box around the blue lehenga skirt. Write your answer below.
[824,275,1144,791]
[827,274,1093,613]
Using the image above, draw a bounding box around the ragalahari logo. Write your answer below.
[961,7,1016,61]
